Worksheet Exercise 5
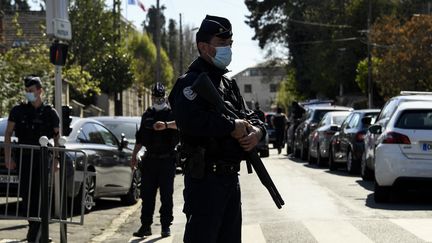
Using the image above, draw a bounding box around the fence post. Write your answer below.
[39,136,50,243]
[59,136,68,243]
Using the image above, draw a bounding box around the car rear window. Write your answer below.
[332,115,347,125]
[395,110,432,129]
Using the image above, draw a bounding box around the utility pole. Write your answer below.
[367,0,373,108]
[179,13,184,75]
[156,0,161,83]
[113,0,122,115]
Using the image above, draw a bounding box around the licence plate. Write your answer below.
[422,143,432,151]
[0,175,19,183]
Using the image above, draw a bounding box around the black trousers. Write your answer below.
[139,157,176,228]
[183,172,242,243]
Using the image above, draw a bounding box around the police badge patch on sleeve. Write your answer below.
[183,86,197,101]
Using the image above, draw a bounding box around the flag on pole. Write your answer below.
[128,0,136,4]
[137,0,146,12]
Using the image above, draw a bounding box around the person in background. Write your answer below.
[130,82,178,238]
[272,107,288,154]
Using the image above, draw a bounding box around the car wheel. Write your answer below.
[307,147,316,165]
[328,149,338,171]
[75,174,96,213]
[346,150,358,174]
[121,170,141,206]
[260,149,270,158]
[300,142,308,161]
[361,156,374,181]
[374,180,391,203]
[316,145,326,167]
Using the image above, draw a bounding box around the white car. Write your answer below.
[370,101,432,202]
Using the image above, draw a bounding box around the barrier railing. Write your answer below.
[0,136,89,243]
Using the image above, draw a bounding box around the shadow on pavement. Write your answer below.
[355,179,374,191]
[325,169,360,178]
[365,190,432,210]
[129,236,166,243]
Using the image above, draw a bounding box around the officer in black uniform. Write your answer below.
[131,82,179,238]
[168,15,266,243]
[4,76,60,242]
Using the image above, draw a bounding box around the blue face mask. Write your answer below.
[210,46,232,70]
[25,92,37,102]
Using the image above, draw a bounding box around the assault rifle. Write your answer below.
[191,73,285,209]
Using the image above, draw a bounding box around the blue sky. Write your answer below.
[31,0,266,76]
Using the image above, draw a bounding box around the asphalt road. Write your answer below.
[2,148,432,242]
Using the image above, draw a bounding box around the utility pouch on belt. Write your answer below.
[181,144,206,179]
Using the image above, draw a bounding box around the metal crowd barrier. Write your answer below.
[0,136,89,243]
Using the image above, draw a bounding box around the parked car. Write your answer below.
[369,101,432,202]
[308,111,351,167]
[363,92,432,181]
[328,109,379,174]
[91,116,145,158]
[293,105,353,160]
[0,117,141,212]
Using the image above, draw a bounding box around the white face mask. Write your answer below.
[210,46,232,70]
[25,92,37,102]
[153,102,168,111]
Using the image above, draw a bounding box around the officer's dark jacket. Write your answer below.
[168,57,266,164]
[8,102,60,145]
[135,107,179,154]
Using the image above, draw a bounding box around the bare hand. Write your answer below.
[238,129,260,151]
[130,156,137,169]
[153,121,166,131]
[231,119,248,139]
[5,160,16,170]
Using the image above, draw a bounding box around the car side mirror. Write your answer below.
[369,124,382,134]
[330,125,340,132]
[362,116,372,126]
[120,133,129,150]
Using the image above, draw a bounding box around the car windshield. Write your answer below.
[395,110,432,130]
[332,115,348,125]
[102,122,139,144]
[312,110,332,122]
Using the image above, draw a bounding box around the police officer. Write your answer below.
[271,107,288,154]
[4,76,60,242]
[168,15,266,243]
[131,82,179,238]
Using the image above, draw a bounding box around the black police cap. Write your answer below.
[24,76,42,88]
[197,15,232,39]
[151,82,165,98]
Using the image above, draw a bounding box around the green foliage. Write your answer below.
[0,44,53,116]
[275,67,303,111]
[355,57,380,94]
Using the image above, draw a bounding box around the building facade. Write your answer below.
[232,65,286,112]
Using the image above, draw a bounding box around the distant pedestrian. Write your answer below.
[254,102,265,123]
[4,76,60,242]
[131,82,179,238]
[272,107,288,154]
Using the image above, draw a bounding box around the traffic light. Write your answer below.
[62,105,73,136]
[50,42,68,66]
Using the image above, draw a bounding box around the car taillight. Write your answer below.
[382,131,411,144]
[355,132,366,142]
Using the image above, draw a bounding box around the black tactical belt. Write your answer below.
[207,163,240,175]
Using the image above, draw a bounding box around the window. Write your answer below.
[93,124,118,146]
[396,110,432,129]
[249,69,259,76]
[78,123,104,144]
[348,114,360,129]
[244,84,252,93]
[270,84,277,93]
[341,114,353,130]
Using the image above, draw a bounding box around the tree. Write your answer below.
[370,15,432,99]
[167,18,179,76]
[0,0,30,12]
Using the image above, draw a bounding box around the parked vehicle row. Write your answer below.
[288,91,432,203]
